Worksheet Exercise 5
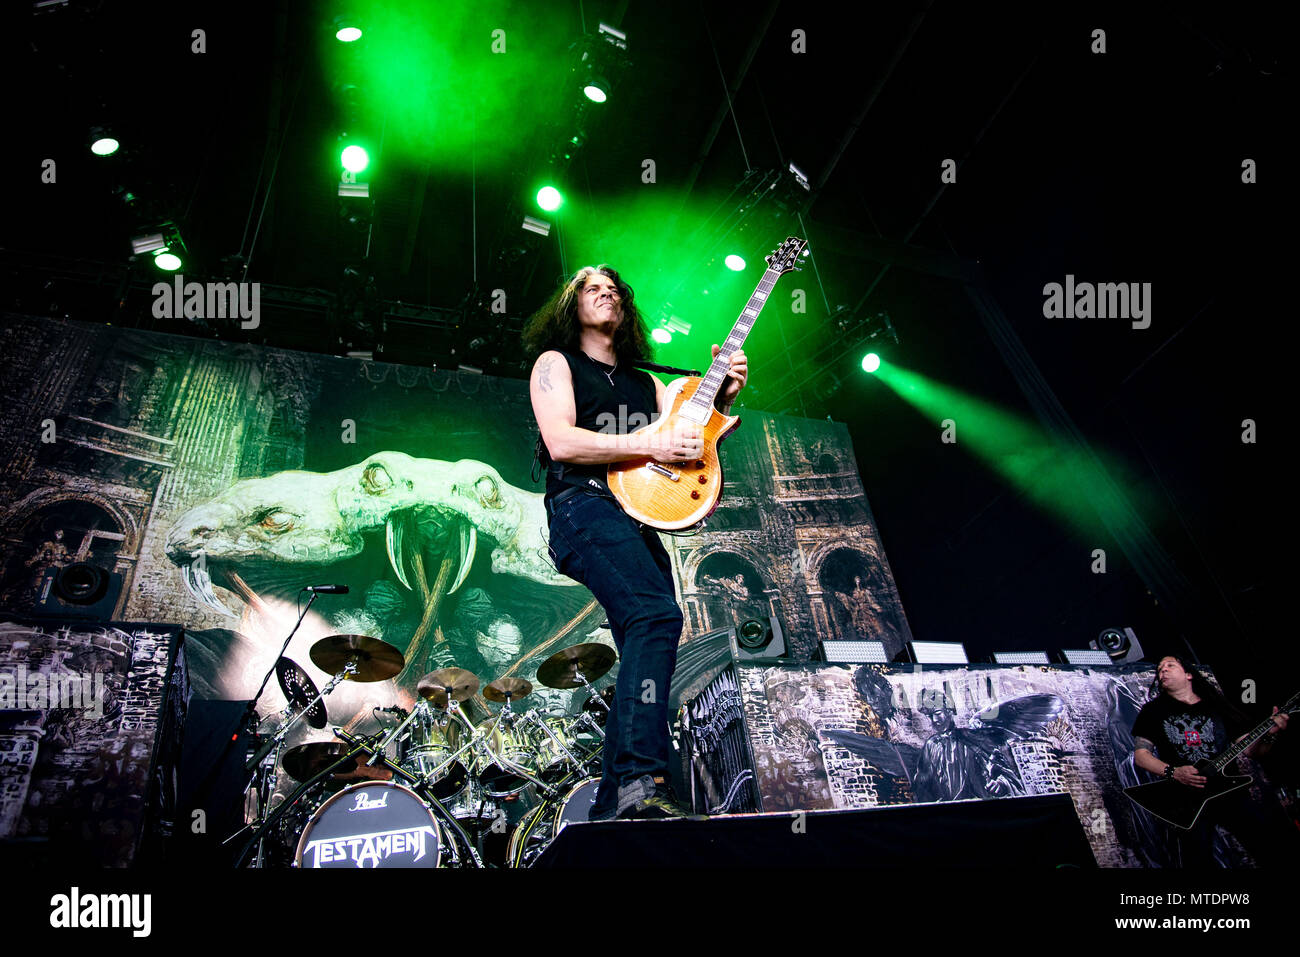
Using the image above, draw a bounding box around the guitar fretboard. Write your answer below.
[684,268,781,417]
[1209,690,1299,772]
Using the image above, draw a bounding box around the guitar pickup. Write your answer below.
[645,463,679,481]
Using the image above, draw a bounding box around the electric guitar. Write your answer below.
[1123,691,1297,830]
[608,236,808,530]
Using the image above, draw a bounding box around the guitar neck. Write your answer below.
[1209,690,1300,772]
[687,267,783,413]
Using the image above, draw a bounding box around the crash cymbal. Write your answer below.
[416,667,480,706]
[483,676,532,703]
[536,643,617,689]
[275,657,327,729]
[281,742,385,783]
[309,634,405,682]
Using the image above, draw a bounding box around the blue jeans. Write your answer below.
[546,490,684,817]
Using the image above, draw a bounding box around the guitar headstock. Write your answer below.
[765,236,809,274]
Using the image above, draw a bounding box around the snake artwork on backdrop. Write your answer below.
[163,451,605,717]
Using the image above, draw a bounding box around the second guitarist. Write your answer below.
[1131,655,1295,866]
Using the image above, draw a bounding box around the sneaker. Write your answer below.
[617,776,704,820]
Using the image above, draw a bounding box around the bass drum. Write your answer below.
[295,781,441,868]
[507,777,603,868]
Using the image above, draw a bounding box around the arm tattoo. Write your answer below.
[1133,735,1156,755]
[537,356,554,392]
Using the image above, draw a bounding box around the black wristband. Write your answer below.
[1163,765,1175,779]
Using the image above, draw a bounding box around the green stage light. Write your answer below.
[651,328,672,344]
[536,186,563,212]
[90,136,119,156]
[336,26,362,42]
[583,78,608,103]
[862,353,881,373]
[154,251,182,271]
[341,144,369,173]
[724,254,745,271]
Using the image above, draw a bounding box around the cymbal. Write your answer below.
[483,676,532,703]
[416,667,480,706]
[281,742,389,783]
[536,643,617,689]
[275,657,326,729]
[308,634,404,682]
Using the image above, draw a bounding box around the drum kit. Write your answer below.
[233,633,619,868]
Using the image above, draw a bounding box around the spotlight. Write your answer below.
[820,639,889,664]
[89,126,119,156]
[130,223,187,270]
[536,186,563,212]
[332,14,362,42]
[992,650,1051,665]
[861,353,881,373]
[1058,648,1115,666]
[521,215,551,237]
[1091,626,1143,663]
[341,143,369,173]
[583,76,608,103]
[650,328,672,344]
[903,641,968,664]
[724,255,745,271]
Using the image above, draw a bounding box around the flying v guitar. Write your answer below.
[608,236,808,530]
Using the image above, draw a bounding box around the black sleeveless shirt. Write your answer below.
[540,347,659,503]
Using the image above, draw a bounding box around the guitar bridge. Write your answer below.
[645,462,679,481]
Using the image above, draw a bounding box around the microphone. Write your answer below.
[304,584,349,594]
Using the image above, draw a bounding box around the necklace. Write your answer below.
[584,351,617,387]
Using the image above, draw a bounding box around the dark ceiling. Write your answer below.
[6,1,1291,690]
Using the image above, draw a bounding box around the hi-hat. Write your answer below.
[416,667,480,706]
[536,643,617,689]
[483,676,532,703]
[308,634,404,682]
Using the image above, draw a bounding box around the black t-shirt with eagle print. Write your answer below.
[1131,695,1245,767]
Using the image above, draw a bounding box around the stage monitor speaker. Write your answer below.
[731,615,786,661]
[30,562,124,620]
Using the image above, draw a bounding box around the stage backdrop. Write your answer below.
[0,313,912,753]
[734,661,1268,867]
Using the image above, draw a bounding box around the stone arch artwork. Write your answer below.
[689,550,772,633]
[0,495,132,611]
[816,545,904,645]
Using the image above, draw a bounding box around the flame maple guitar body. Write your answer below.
[607,376,740,531]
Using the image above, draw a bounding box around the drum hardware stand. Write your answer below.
[334,727,484,869]
[574,672,609,712]
[243,660,356,775]
[480,694,559,798]
[231,734,373,868]
[521,710,587,773]
[366,689,425,766]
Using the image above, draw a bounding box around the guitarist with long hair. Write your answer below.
[1131,655,1296,866]
[523,264,746,820]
